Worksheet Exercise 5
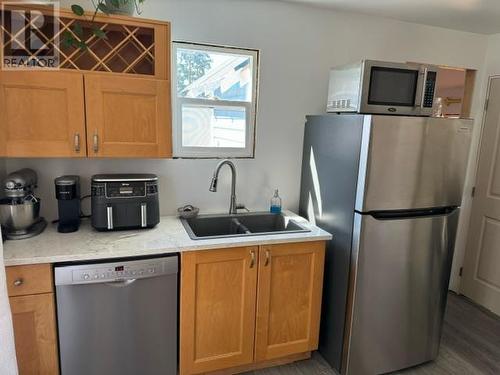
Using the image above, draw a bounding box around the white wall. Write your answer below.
[483,34,500,76]
[7,0,489,226]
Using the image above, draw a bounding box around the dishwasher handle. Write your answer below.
[106,279,137,287]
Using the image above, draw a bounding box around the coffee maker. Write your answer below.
[55,176,81,233]
[0,169,47,240]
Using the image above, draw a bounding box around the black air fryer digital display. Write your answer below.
[106,182,145,198]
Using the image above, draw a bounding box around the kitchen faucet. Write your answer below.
[209,159,240,214]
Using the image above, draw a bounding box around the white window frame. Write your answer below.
[172,41,259,158]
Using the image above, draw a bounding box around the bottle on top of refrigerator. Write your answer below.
[270,189,282,213]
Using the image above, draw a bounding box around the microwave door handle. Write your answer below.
[419,67,429,108]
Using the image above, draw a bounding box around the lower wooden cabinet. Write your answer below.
[180,241,326,375]
[255,242,325,361]
[6,264,59,375]
[10,294,59,375]
[5,242,324,375]
[180,246,258,374]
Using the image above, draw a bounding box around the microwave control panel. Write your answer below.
[423,71,437,108]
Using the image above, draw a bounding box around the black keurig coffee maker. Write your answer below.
[55,176,81,233]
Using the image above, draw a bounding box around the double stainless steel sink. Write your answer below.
[181,212,310,240]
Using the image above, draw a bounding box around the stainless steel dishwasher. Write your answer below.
[54,255,178,375]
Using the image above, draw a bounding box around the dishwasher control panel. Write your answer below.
[54,256,178,286]
[74,264,159,283]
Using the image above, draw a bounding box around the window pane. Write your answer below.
[181,105,246,148]
[176,47,253,102]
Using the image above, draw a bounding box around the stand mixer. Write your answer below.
[0,169,47,240]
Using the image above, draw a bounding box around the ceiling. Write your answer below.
[279,0,500,34]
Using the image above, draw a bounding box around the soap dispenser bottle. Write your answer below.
[270,189,282,213]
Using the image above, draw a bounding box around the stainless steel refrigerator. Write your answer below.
[299,114,472,375]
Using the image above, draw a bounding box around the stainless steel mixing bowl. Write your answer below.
[0,199,40,232]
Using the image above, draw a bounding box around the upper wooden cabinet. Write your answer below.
[180,241,326,375]
[85,74,171,158]
[0,70,86,158]
[0,5,171,158]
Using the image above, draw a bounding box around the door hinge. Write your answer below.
[485,98,489,112]
[471,186,476,197]
[459,267,464,277]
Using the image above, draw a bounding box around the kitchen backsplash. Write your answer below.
[5,158,298,222]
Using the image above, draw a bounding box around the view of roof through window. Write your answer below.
[175,46,255,150]
[177,48,253,102]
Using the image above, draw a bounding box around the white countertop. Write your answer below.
[2,211,331,266]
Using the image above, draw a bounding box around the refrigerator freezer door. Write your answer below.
[356,116,472,212]
[344,209,459,375]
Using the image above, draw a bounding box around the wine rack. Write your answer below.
[1,4,168,78]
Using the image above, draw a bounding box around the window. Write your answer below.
[172,42,259,158]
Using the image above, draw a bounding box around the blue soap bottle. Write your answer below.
[270,189,282,213]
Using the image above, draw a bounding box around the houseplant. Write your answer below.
[63,0,146,49]
[105,0,145,16]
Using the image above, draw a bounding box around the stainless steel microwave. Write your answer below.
[327,60,438,116]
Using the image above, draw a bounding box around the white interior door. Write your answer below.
[461,77,500,316]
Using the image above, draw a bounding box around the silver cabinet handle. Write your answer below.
[250,250,256,268]
[265,249,271,267]
[107,206,114,230]
[13,279,23,287]
[93,131,99,153]
[74,133,81,152]
[141,203,147,228]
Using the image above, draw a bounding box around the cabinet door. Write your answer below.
[180,247,258,375]
[0,71,86,157]
[84,74,171,158]
[10,293,59,375]
[255,241,325,361]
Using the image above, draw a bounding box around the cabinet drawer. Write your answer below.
[6,264,53,297]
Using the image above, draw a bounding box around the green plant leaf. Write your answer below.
[61,31,75,48]
[97,3,110,14]
[77,40,88,50]
[92,27,107,39]
[72,22,83,38]
[110,0,120,7]
[71,4,85,16]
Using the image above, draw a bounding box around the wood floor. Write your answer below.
[248,293,500,375]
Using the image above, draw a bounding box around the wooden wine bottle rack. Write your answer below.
[1,4,169,79]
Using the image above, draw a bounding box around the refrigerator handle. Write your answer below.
[366,206,458,220]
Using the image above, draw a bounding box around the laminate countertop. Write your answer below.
[2,211,331,266]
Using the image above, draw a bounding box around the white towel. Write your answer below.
[0,229,18,375]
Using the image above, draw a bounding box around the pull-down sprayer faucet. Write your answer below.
[209,159,238,214]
